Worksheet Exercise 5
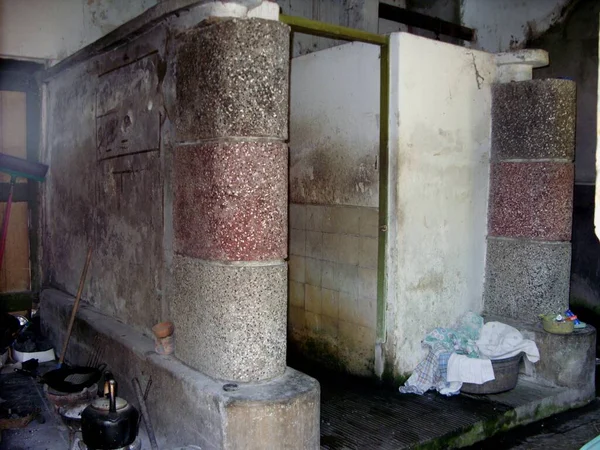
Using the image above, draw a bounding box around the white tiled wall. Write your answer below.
[288,203,379,376]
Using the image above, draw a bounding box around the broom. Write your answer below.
[0,153,48,272]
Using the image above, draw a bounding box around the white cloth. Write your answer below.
[476,321,540,363]
[447,353,495,384]
[439,381,462,396]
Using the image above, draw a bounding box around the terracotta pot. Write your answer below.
[152,321,174,339]
[155,335,174,355]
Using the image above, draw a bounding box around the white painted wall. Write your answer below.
[289,42,380,207]
[0,0,157,62]
[385,32,496,374]
[461,0,571,53]
[289,34,497,376]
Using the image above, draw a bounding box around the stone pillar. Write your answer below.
[484,78,576,320]
[172,17,290,382]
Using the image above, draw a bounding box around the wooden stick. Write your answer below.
[59,247,93,366]
[133,377,159,450]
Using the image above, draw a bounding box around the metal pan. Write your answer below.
[42,364,106,393]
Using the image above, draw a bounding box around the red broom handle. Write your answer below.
[0,177,15,273]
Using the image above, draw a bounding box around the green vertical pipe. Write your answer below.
[279,13,390,343]
[376,41,390,344]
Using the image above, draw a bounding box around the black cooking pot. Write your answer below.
[81,379,139,449]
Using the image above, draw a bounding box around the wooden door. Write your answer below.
[0,91,30,292]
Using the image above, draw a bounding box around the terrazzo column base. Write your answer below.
[483,238,571,320]
[171,256,287,382]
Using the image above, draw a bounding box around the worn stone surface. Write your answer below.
[45,52,165,334]
[41,289,320,450]
[316,369,592,449]
[94,151,164,330]
[176,18,289,141]
[226,383,320,450]
[525,325,596,394]
[172,256,287,382]
[492,79,576,161]
[174,141,287,261]
[489,162,574,240]
[472,402,600,450]
[484,238,572,320]
[96,53,161,159]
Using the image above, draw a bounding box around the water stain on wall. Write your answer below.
[290,144,378,207]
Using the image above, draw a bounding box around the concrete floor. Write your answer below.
[0,365,69,450]
[467,398,600,449]
[2,362,598,449]
[318,374,581,449]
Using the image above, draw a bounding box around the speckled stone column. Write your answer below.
[484,79,576,320]
[172,18,290,382]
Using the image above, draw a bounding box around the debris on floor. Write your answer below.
[0,362,70,450]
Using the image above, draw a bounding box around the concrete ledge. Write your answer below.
[40,289,320,449]
[485,314,596,400]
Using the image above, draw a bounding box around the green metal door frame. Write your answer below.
[279,14,390,345]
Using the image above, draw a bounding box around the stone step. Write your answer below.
[484,314,596,396]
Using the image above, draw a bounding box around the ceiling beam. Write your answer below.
[378,3,475,41]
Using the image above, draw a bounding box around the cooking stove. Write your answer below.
[71,434,141,450]
[46,383,140,450]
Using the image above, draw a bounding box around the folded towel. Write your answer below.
[476,322,540,363]
[447,353,495,384]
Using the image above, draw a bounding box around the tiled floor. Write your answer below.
[0,364,70,450]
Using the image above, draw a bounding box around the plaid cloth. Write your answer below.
[399,312,483,396]
[399,349,451,395]
[438,352,451,381]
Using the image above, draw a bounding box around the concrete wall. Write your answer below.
[276,0,409,57]
[276,0,377,57]
[527,0,598,185]
[385,32,496,376]
[461,0,572,53]
[288,42,380,376]
[288,35,496,378]
[518,0,600,317]
[290,43,380,208]
[0,0,158,62]
[43,21,170,336]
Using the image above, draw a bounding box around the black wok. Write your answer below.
[42,364,106,393]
